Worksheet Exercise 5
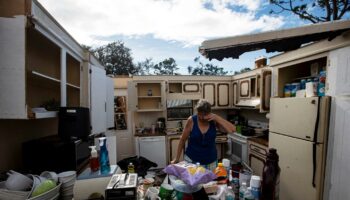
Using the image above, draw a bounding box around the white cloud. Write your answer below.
[38,0,284,46]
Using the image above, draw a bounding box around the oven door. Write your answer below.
[228,135,248,164]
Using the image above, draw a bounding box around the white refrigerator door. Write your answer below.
[269,97,330,142]
[269,132,325,200]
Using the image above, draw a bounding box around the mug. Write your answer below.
[159,183,174,200]
[145,187,161,200]
[5,170,33,191]
[143,177,154,191]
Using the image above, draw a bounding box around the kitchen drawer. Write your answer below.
[248,141,268,157]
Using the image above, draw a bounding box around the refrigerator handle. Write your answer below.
[312,97,321,188]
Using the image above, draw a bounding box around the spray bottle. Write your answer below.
[89,146,99,172]
[99,137,111,174]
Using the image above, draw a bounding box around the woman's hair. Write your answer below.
[195,99,212,114]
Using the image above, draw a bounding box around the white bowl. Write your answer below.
[5,170,33,191]
[40,171,58,183]
[27,182,61,200]
[58,171,76,183]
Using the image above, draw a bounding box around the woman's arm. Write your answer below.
[171,116,193,164]
[207,113,236,133]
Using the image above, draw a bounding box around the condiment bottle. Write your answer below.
[89,146,99,172]
[214,162,227,184]
[128,162,135,173]
[261,148,280,200]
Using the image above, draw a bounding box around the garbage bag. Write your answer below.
[117,156,157,177]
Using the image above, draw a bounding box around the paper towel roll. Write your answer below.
[306,82,316,97]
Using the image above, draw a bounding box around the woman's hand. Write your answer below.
[205,113,217,122]
[171,159,179,164]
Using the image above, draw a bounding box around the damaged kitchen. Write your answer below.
[1,1,350,200]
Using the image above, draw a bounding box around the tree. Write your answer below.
[93,41,136,75]
[153,58,180,75]
[135,58,155,75]
[189,57,228,75]
[234,67,252,75]
[269,0,350,23]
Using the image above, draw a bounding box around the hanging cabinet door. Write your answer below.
[232,81,239,106]
[239,78,251,99]
[217,83,230,107]
[328,46,350,96]
[260,69,272,112]
[127,81,138,112]
[203,83,216,107]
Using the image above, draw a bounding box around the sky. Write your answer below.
[37,0,311,75]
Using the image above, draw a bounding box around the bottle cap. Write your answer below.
[222,159,230,167]
[218,162,223,167]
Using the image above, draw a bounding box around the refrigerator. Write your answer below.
[269,96,331,200]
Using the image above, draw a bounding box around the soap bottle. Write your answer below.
[99,137,111,174]
[89,146,99,172]
[214,162,227,184]
[128,162,135,173]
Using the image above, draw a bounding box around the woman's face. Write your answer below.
[197,112,210,122]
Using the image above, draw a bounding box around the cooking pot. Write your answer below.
[241,126,255,136]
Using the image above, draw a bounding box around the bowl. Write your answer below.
[40,171,58,184]
[5,170,33,191]
[168,175,202,194]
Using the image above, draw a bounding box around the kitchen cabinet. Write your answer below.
[239,78,251,99]
[128,81,166,112]
[0,13,86,119]
[203,83,216,107]
[248,139,268,177]
[217,83,230,107]
[167,135,185,164]
[183,83,200,93]
[232,81,239,106]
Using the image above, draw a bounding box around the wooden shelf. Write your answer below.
[67,83,80,89]
[138,96,161,98]
[137,109,163,112]
[30,70,60,84]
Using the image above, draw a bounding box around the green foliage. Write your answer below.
[153,58,179,75]
[234,67,252,75]
[188,57,228,75]
[92,41,137,75]
[269,0,350,23]
[135,58,154,75]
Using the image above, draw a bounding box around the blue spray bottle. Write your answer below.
[99,137,110,174]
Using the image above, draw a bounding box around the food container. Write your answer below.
[284,84,291,97]
[290,83,300,97]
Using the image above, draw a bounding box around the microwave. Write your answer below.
[23,135,90,174]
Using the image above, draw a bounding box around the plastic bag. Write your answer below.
[163,161,216,187]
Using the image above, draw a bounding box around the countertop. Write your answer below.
[248,136,269,146]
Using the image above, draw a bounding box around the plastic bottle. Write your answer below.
[128,162,135,173]
[261,148,280,200]
[225,186,235,200]
[244,188,254,200]
[214,162,227,184]
[99,137,111,174]
[250,175,261,199]
[239,182,247,200]
[89,146,99,172]
[222,158,231,175]
[231,177,240,198]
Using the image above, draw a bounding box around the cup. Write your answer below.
[145,187,161,200]
[5,170,33,191]
[159,183,174,200]
[143,177,154,191]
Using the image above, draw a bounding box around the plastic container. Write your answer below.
[168,175,202,194]
[284,84,291,97]
[300,79,306,89]
[222,159,231,174]
[128,162,135,173]
[89,146,99,172]
[290,83,300,97]
[225,186,235,200]
[249,175,261,199]
[99,137,111,174]
[244,188,254,200]
[239,182,247,200]
[230,177,240,198]
[261,148,280,200]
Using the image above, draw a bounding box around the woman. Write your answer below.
[171,99,236,170]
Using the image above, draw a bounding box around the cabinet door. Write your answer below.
[127,81,137,111]
[169,137,184,163]
[325,97,350,200]
[106,77,114,129]
[260,69,272,112]
[160,81,166,110]
[91,65,107,134]
[232,81,239,106]
[217,83,229,107]
[203,83,216,106]
[249,154,265,177]
[239,78,250,98]
[328,46,350,96]
[183,83,200,93]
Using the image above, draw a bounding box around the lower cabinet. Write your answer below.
[167,135,185,164]
[248,139,268,177]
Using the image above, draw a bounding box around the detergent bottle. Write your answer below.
[99,137,110,174]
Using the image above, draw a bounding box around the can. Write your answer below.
[290,83,300,97]
[284,84,291,97]
[300,79,306,89]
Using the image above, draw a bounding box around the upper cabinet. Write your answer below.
[203,83,216,107]
[217,83,230,107]
[232,68,272,112]
[128,81,166,112]
[0,14,85,119]
[328,46,350,96]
